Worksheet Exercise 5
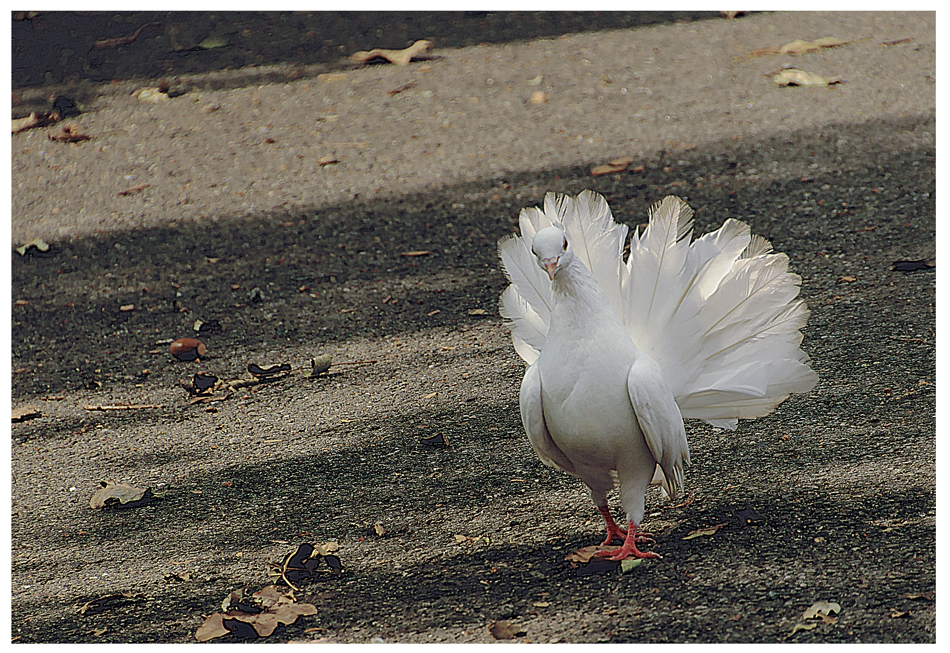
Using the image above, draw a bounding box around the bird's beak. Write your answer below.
[543,258,559,281]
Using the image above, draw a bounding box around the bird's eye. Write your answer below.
[562,236,568,250]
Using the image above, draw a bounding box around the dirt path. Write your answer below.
[11,11,935,643]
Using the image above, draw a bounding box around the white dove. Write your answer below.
[498,191,817,559]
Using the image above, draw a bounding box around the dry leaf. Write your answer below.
[532,601,551,607]
[134,87,170,103]
[12,111,61,133]
[682,523,727,540]
[374,523,387,536]
[891,259,934,272]
[420,392,437,400]
[840,276,856,282]
[789,621,819,636]
[802,601,841,620]
[488,620,522,640]
[772,69,843,87]
[777,37,849,55]
[196,585,317,641]
[90,481,155,509]
[48,125,91,143]
[565,545,618,563]
[310,354,333,376]
[12,405,41,422]
[317,154,339,166]
[468,308,489,316]
[350,40,433,66]
[400,250,430,257]
[591,156,634,176]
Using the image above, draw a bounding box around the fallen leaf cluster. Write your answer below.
[266,543,343,591]
[195,585,317,642]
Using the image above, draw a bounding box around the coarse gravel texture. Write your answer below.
[10,11,935,644]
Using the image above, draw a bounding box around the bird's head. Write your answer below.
[532,225,573,281]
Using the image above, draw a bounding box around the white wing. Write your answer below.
[626,355,690,501]
[519,363,576,474]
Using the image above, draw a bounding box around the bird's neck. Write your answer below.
[551,257,615,320]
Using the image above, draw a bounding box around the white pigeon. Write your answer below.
[498,190,817,559]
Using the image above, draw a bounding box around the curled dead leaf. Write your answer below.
[310,354,333,377]
[802,601,841,620]
[89,481,155,509]
[350,40,433,66]
[48,124,91,143]
[772,69,843,87]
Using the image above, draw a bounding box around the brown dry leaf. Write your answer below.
[315,541,340,556]
[772,69,843,87]
[317,154,339,166]
[890,609,910,619]
[48,125,91,143]
[565,545,618,563]
[420,392,437,400]
[196,586,317,641]
[89,481,155,509]
[351,40,433,66]
[778,37,850,55]
[468,308,489,316]
[374,523,387,536]
[12,405,41,422]
[195,613,230,642]
[488,620,522,640]
[840,276,856,282]
[12,111,61,134]
[591,156,634,176]
[12,112,40,133]
[682,523,727,540]
[400,250,430,257]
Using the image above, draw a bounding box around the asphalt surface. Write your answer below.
[10,11,935,643]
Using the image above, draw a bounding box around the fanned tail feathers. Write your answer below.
[498,191,817,428]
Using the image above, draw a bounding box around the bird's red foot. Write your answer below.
[597,506,628,546]
[597,520,661,560]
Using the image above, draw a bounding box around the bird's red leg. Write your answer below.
[597,506,628,546]
[601,520,661,560]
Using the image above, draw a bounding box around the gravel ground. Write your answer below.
[10,11,935,643]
